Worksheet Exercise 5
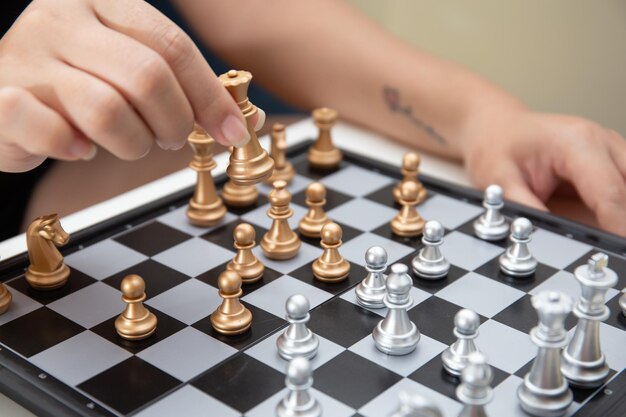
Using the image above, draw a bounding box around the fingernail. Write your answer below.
[68,139,95,159]
[81,144,97,160]
[254,108,266,131]
[221,114,250,147]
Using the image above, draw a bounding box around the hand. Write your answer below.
[0,0,251,173]
[462,109,626,237]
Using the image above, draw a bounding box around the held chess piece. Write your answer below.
[391,182,426,237]
[276,357,322,417]
[219,70,274,185]
[261,180,301,260]
[373,264,420,355]
[0,284,12,315]
[226,223,264,284]
[518,291,573,417]
[25,214,71,290]
[312,222,351,283]
[473,184,509,241]
[308,107,342,169]
[115,275,158,341]
[411,220,450,279]
[499,217,537,277]
[457,352,493,417]
[211,270,252,335]
[186,125,226,226]
[393,152,427,205]
[441,309,481,376]
[561,253,618,388]
[388,391,443,417]
[276,294,319,360]
[298,182,330,238]
[267,123,295,184]
[355,246,388,309]
[222,145,259,207]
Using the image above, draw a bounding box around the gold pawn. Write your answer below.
[391,182,425,237]
[393,152,427,204]
[226,223,265,284]
[211,270,252,335]
[115,274,158,341]
[312,222,351,283]
[266,123,295,184]
[308,107,342,169]
[298,182,330,238]
[261,180,301,260]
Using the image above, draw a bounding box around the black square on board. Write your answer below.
[308,298,380,348]
[492,294,577,335]
[605,293,626,331]
[196,262,283,296]
[289,262,367,296]
[292,157,347,180]
[201,220,267,251]
[363,183,399,209]
[193,354,284,413]
[370,223,424,247]
[314,350,401,409]
[291,187,353,212]
[565,250,626,290]
[221,194,269,216]
[103,260,190,298]
[0,307,84,357]
[474,257,558,292]
[7,269,96,305]
[297,221,361,247]
[78,356,181,415]
[114,221,192,257]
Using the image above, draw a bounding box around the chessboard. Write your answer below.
[0,138,624,417]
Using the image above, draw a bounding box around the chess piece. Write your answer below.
[267,123,295,184]
[355,246,388,309]
[393,152,427,205]
[473,184,509,241]
[441,309,481,376]
[499,217,537,277]
[388,391,443,417]
[0,284,12,315]
[219,70,274,185]
[210,270,252,335]
[308,107,342,169]
[115,274,158,340]
[373,263,420,355]
[226,223,264,284]
[276,294,319,360]
[457,352,493,417]
[276,357,321,417]
[391,182,425,237]
[261,180,301,260]
[222,180,259,207]
[186,125,227,226]
[411,220,450,279]
[312,222,351,283]
[620,287,626,317]
[518,291,573,417]
[561,253,618,388]
[25,214,70,290]
[299,182,330,238]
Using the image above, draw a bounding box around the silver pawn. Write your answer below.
[457,351,493,417]
[620,287,626,317]
[442,309,481,376]
[561,253,618,388]
[277,294,319,360]
[389,391,443,417]
[373,263,420,355]
[499,218,537,277]
[412,220,450,279]
[276,357,321,417]
[356,246,388,308]
[518,291,573,417]
[473,184,509,241]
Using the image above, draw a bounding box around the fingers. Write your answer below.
[497,166,549,212]
[607,130,626,179]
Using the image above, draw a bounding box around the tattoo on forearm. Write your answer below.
[383,86,447,145]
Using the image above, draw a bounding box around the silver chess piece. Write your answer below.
[499,217,537,277]
[355,246,388,308]
[442,309,481,376]
[620,287,626,317]
[276,356,321,417]
[412,220,450,279]
[457,351,493,417]
[561,253,618,388]
[518,291,573,417]
[373,263,420,355]
[389,391,443,417]
[277,294,319,360]
[473,184,509,241]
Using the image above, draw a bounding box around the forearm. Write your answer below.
[173,0,525,159]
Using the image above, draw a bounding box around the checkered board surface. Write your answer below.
[0,144,625,417]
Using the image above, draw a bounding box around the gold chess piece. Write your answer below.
[115,274,158,341]
[312,222,351,283]
[261,180,301,260]
[211,270,252,335]
[391,181,425,237]
[222,181,259,207]
[186,125,227,226]
[0,284,12,314]
[25,214,70,290]
[308,107,342,169]
[219,70,274,185]
[298,182,330,238]
[267,123,295,184]
[226,223,265,284]
[393,152,427,204]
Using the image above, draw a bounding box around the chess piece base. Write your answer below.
[276,398,321,417]
[393,183,426,205]
[226,259,264,284]
[25,264,70,291]
[308,147,342,170]
[298,218,329,238]
[267,162,296,185]
[355,281,386,309]
[261,234,301,260]
[210,307,252,335]
[412,256,450,280]
[312,258,350,283]
[372,321,420,356]
[499,253,537,277]
[0,284,12,314]
[473,217,509,241]
[186,198,226,227]
[517,377,573,417]
[115,310,157,341]
[227,152,274,186]
[222,182,258,207]
[441,345,474,376]
[276,331,319,360]
[561,349,609,389]
[391,216,425,237]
